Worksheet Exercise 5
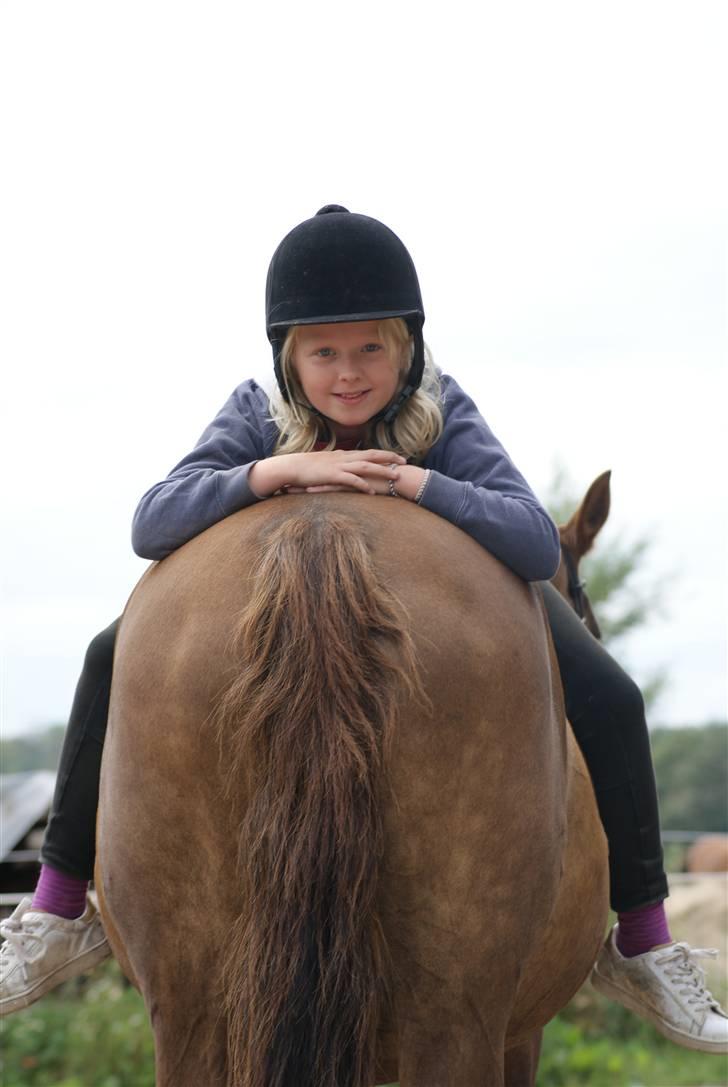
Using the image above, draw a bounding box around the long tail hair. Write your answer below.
[214,507,421,1087]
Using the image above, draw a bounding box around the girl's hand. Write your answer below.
[308,464,426,501]
[249,450,407,498]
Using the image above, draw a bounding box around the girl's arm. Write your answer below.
[132,380,276,560]
[131,381,406,560]
[416,374,560,582]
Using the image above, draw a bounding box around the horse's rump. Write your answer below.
[98,495,607,1087]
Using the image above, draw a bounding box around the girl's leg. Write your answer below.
[541,582,668,915]
[0,621,118,1016]
[39,618,120,885]
[541,583,728,1054]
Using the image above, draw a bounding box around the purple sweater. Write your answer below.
[132,374,560,581]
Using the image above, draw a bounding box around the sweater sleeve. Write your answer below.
[419,375,560,581]
[131,380,276,561]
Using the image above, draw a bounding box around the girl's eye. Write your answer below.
[317,347,335,358]
[363,343,382,353]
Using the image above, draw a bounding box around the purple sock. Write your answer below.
[31,864,88,920]
[616,901,672,958]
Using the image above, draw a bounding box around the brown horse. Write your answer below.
[97,487,609,1087]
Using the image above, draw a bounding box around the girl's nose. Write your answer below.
[337,353,361,380]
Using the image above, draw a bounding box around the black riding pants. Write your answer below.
[40,585,668,912]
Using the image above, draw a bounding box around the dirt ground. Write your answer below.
[665,874,728,1000]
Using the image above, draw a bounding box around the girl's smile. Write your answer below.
[292,321,404,439]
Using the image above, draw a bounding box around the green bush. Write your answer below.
[0,963,154,1087]
[540,994,728,1085]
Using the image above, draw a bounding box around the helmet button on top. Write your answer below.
[316,204,350,216]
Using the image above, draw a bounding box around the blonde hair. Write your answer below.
[269,318,443,462]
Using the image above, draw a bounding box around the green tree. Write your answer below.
[0,724,66,774]
[650,723,728,831]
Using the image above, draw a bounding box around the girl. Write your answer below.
[1,206,725,1055]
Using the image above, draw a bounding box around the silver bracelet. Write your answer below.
[388,465,399,497]
[414,469,430,504]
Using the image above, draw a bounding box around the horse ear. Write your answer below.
[562,470,611,559]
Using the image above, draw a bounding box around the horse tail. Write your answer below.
[214,507,421,1087]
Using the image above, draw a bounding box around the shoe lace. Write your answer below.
[0,915,47,967]
[655,943,722,1012]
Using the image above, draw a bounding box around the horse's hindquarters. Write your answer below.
[97,496,608,1087]
[97,562,241,1086]
[508,730,609,1039]
[368,519,606,1081]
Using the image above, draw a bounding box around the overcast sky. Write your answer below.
[1,1,726,736]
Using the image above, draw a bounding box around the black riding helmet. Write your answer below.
[266,205,425,426]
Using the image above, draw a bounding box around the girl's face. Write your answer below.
[292,320,405,439]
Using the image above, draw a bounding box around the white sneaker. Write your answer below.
[0,895,111,1016]
[591,924,728,1054]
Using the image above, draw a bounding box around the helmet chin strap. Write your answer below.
[369,380,417,427]
[370,323,424,429]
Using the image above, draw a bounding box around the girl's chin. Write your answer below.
[317,394,391,436]
[325,401,374,426]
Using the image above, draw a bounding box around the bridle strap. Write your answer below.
[562,546,588,624]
